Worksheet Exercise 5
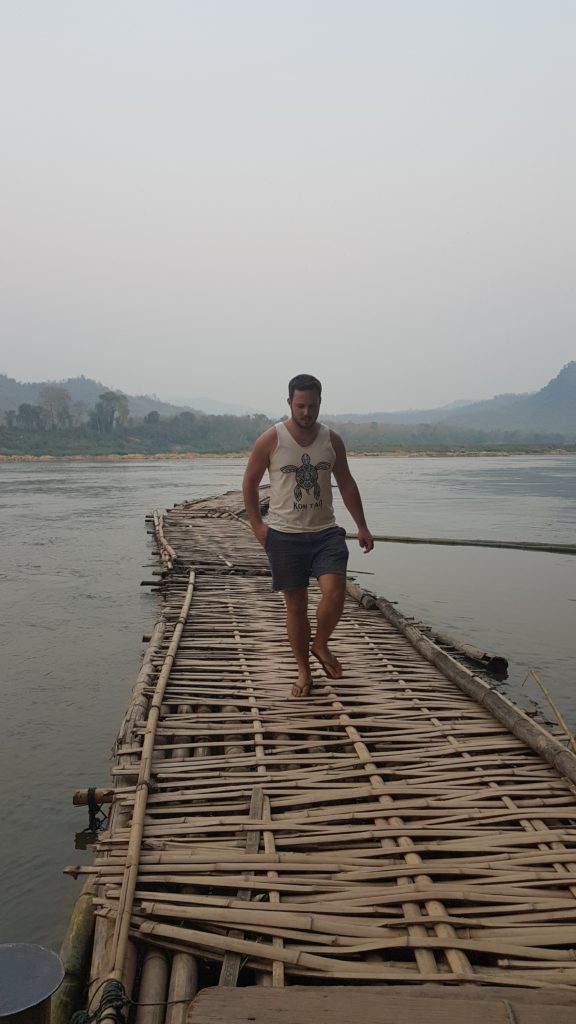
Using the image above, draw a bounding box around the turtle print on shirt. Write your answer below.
[280,452,331,502]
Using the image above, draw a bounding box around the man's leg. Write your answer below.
[311,573,346,678]
[283,587,313,697]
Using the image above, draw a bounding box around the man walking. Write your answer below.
[242,373,374,697]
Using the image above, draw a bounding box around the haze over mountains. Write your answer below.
[0,375,262,419]
[333,362,576,436]
[1,362,575,438]
[424,362,576,435]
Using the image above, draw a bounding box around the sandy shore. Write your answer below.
[0,451,249,463]
[1,449,573,463]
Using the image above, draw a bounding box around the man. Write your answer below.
[242,373,374,697]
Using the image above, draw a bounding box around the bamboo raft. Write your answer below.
[61,490,576,1022]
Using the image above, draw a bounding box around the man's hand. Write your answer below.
[357,526,374,553]
[253,521,269,548]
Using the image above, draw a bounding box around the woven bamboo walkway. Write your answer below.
[82,490,576,1003]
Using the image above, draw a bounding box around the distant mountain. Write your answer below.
[436,362,576,436]
[0,374,46,410]
[329,399,477,425]
[166,395,266,416]
[0,374,271,419]
[327,363,576,438]
[3,363,575,437]
[439,399,477,411]
[0,375,198,418]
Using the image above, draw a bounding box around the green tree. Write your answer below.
[90,391,130,432]
[38,385,72,429]
[70,400,89,427]
[17,403,49,431]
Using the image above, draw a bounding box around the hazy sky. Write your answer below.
[2,2,575,413]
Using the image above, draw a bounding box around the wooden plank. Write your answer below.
[187,986,576,1024]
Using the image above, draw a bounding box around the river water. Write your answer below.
[1,455,574,948]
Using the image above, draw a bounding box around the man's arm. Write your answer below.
[242,428,276,547]
[331,431,374,552]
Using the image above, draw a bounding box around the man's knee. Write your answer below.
[318,573,346,600]
[283,586,309,611]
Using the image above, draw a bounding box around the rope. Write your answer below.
[71,980,127,1024]
[87,788,107,833]
[76,788,108,845]
[501,999,518,1024]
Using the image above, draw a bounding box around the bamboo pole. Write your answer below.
[345,533,576,556]
[87,616,166,1004]
[134,949,169,1024]
[262,794,285,987]
[165,954,198,1024]
[153,510,176,568]
[73,789,115,807]
[421,627,508,676]
[138,919,576,980]
[525,669,576,755]
[107,570,196,992]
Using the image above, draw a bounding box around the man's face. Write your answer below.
[288,388,321,429]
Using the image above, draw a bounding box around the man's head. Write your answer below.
[288,374,322,401]
[287,374,322,429]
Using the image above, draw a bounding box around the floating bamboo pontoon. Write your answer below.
[61,489,576,1023]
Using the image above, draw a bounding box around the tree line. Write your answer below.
[0,386,273,455]
[3,386,132,433]
[1,386,574,456]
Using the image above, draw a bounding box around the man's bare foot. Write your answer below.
[310,645,343,679]
[291,677,313,698]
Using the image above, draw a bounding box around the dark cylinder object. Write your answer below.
[0,944,64,1024]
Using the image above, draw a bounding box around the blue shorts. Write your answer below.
[265,526,349,592]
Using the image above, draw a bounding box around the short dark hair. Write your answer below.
[288,374,322,400]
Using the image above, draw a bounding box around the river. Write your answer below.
[0,455,574,947]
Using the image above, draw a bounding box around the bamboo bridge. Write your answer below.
[61,490,576,1024]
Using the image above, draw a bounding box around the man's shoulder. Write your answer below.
[328,426,345,448]
[254,425,278,451]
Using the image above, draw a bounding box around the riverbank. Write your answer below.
[1,448,575,462]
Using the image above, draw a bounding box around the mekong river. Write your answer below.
[1,455,574,947]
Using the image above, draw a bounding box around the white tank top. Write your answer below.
[267,421,337,533]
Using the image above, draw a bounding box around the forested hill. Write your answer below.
[434,362,576,435]
[1,364,575,455]
[0,374,194,418]
[331,362,576,438]
[0,375,263,418]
